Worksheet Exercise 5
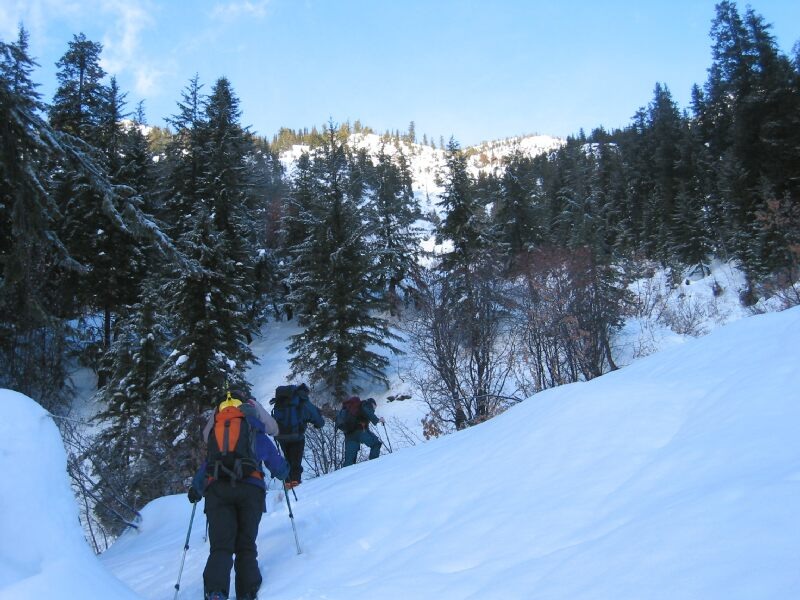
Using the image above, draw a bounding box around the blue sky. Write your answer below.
[2,0,799,146]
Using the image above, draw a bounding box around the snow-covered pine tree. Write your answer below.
[0,27,76,410]
[698,1,800,277]
[200,76,261,328]
[91,280,170,534]
[246,136,288,323]
[49,36,149,379]
[286,125,400,402]
[160,75,207,239]
[148,77,259,487]
[150,211,256,490]
[493,150,541,269]
[368,146,422,315]
[92,76,147,361]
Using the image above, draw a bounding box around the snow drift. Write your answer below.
[0,391,140,598]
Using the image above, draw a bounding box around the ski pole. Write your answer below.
[283,483,302,555]
[173,502,198,600]
[381,421,393,453]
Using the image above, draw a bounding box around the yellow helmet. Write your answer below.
[219,390,243,410]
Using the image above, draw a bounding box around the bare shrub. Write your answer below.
[401,267,518,438]
[658,295,709,337]
[303,420,344,476]
[511,247,626,392]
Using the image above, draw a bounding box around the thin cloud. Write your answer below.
[211,0,271,21]
[0,0,81,47]
[99,1,153,74]
[94,0,173,101]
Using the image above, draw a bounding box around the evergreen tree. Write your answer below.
[494,150,541,267]
[150,210,256,489]
[0,27,76,410]
[670,117,713,272]
[286,127,400,401]
[248,136,288,322]
[48,34,135,372]
[699,1,800,275]
[91,282,170,532]
[160,74,206,239]
[199,77,261,328]
[645,83,683,260]
[436,138,491,270]
[90,76,147,360]
[148,77,259,487]
[49,33,106,141]
[369,147,422,313]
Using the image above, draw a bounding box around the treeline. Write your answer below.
[484,2,800,289]
[270,119,438,152]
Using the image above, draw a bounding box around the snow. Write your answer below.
[278,132,564,220]
[2,289,799,598]
[0,391,140,599]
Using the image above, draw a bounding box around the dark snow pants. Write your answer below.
[343,428,382,467]
[203,480,265,598]
[278,438,305,483]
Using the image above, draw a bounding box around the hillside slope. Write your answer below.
[95,305,800,600]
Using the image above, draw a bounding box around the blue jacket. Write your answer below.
[301,399,325,430]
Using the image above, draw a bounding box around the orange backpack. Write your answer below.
[206,402,261,481]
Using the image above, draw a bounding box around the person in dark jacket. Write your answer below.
[271,383,324,489]
[188,389,289,600]
[342,397,384,467]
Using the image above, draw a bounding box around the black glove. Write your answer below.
[188,486,203,504]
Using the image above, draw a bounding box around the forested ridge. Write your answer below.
[1,1,798,546]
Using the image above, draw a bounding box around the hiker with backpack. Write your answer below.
[188,389,290,600]
[336,396,385,467]
[270,383,324,489]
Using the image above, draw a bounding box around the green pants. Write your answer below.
[343,428,382,466]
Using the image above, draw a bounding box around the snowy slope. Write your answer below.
[4,303,798,599]
[279,132,565,218]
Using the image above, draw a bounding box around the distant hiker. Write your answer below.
[270,383,324,489]
[336,396,384,467]
[188,389,290,600]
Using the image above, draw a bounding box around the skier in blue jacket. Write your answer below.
[188,390,289,600]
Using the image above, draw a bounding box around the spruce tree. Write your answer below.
[91,281,170,531]
[150,211,256,489]
[49,33,106,140]
[91,76,147,358]
[286,127,400,401]
[369,147,422,314]
[149,77,259,486]
[699,2,800,275]
[0,28,75,410]
[494,150,541,267]
[160,74,206,239]
[200,77,260,328]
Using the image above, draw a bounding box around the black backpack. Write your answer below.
[206,401,261,482]
[335,397,362,434]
